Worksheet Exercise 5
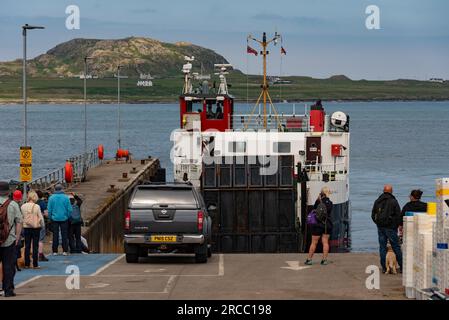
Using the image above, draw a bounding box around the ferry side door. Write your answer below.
[306,137,322,165]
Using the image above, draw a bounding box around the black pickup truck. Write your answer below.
[123,183,213,263]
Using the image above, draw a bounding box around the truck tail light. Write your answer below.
[197,210,204,232]
[125,210,131,230]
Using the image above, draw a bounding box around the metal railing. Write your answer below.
[28,148,100,191]
[304,160,348,182]
[232,114,309,131]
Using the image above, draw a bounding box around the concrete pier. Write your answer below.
[12,253,406,300]
[64,157,161,253]
[10,157,408,300]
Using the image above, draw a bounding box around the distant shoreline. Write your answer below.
[2,98,449,106]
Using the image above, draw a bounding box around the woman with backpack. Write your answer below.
[21,190,44,269]
[68,193,83,254]
[305,187,333,266]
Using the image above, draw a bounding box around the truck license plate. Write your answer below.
[150,235,177,242]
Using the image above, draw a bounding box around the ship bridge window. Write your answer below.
[273,142,291,153]
[229,141,246,153]
[186,100,202,113]
[206,101,224,119]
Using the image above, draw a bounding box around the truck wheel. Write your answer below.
[126,253,139,263]
[195,243,208,263]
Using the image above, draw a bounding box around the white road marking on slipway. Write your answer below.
[90,254,125,276]
[163,275,178,293]
[16,276,43,289]
[218,254,224,276]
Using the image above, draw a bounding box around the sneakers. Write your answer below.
[304,259,313,265]
[52,252,58,256]
[320,259,329,265]
[62,252,68,256]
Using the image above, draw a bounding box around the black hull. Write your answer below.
[200,155,351,253]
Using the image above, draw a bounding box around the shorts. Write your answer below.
[311,222,332,237]
[39,223,46,242]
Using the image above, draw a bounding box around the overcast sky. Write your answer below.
[1,0,448,80]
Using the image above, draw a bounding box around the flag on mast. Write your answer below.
[281,46,287,55]
[247,45,258,56]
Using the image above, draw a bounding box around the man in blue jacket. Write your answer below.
[48,184,72,255]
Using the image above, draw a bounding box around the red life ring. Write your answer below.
[65,161,73,183]
[116,149,129,158]
[98,144,104,160]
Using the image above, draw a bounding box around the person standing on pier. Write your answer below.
[47,184,72,256]
[305,187,333,266]
[372,184,403,274]
[68,194,83,254]
[21,191,44,269]
[36,190,49,261]
[0,181,23,297]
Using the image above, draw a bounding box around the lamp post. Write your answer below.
[83,56,93,181]
[22,24,44,199]
[117,65,122,150]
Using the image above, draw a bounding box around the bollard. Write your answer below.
[130,167,138,174]
[119,172,130,182]
[141,159,146,165]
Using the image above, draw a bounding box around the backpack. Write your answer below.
[0,199,12,245]
[307,210,318,225]
[70,205,82,224]
[373,198,391,227]
[315,199,328,223]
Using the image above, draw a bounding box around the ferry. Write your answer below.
[172,32,351,253]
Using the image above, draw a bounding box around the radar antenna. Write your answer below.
[182,56,195,94]
[214,64,232,95]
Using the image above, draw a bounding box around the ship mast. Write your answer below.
[247,31,282,129]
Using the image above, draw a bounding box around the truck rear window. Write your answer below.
[131,188,198,208]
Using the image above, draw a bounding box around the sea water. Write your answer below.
[1,101,448,251]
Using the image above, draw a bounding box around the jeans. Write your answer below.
[377,227,403,271]
[52,221,69,253]
[69,222,82,253]
[39,223,46,242]
[0,243,16,295]
[24,228,41,267]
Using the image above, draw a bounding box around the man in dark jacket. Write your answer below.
[372,184,403,273]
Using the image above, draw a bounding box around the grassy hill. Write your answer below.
[0,37,229,78]
[0,37,448,103]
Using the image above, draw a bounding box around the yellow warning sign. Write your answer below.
[20,146,32,165]
[20,164,32,182]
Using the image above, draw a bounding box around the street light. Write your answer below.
[117,65,122,150]
[82,56,93,181]
[22,24,44,199]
